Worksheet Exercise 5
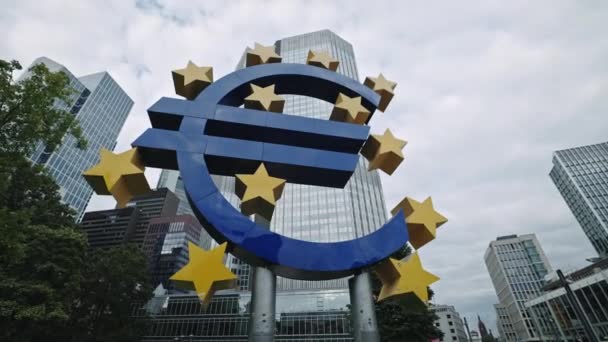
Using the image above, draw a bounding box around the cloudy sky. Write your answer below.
[2,0,608,334]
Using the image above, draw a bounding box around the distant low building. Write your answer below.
[431,304,469,342]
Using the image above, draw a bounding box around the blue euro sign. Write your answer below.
[132,63,409,280]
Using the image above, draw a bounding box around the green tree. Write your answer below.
[70,246,153,342]
[0,154,87,342]
[372,245,443,342]
[0,58,153,342]
[0,59,86,157]
[0,142,153,342]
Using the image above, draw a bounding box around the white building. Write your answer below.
[431,304,469,342]
[484,234,553,341]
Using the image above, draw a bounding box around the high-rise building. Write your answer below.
[125,188,179,247]
[23,57,133,221]
[80,189,179,248]
[550,142,608,257]
[431,304,469,342]
[484,234,553,342]
[79,188,178,249]
[494,303,512,341]
[142,215,210,290]
[158,29,388,291]
[525,257,608,341]
[80,206,140,248]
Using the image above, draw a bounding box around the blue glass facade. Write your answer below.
[26,57,133,221]
[550,142,608,257]
[142,215,209,291]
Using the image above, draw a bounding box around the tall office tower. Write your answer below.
[494,303,513,341]
[550,142,608,257]
[484,234,553,342]
[430,304,469,342]
[125,188,179,247]
[142,215,209,290]
[23,57,133,221]
[156,170,193,216]
[80,206,140,248]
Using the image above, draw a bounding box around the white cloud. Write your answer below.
[2,0,607,334]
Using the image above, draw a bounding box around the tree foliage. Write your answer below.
[0,59,86,156]
[0,154,87,341]
[0,58,152,342]
[70,246,153,342]
[372,245,444,342]
[0,153,154,342]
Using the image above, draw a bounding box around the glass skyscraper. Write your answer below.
[484,234,553,342]
[158,30,388,291]
[550,142,608,257]
[24,57,133,221]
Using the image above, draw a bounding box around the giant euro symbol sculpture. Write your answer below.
[84,45,447,305]
[131,62,409,280]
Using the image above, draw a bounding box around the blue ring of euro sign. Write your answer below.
[132,63,409,280]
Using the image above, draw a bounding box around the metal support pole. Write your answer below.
[248,215,276,342]
[557,269,599,342]
[349,271,380,342]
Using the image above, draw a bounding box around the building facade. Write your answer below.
[525,257,608,341]
[125,188,179,248]
[494,303,514,341]
[142,215,211,290]
[24,57,133,221]
[431,305,469,342]
[550,142,608,258]
[134,289,352,342]
[484,234,553,341]
[79,206,140,248]
[79,188,178,250]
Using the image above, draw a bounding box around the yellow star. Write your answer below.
[374,253,439,304]
[244,84,285,113]
[235,163,286,221]
[360,129,407,175]
[391,197,448,249]
[364,73,397,112]
[246,43,282,67]
[83,148,150,208]
[172,61,213,100]
[329,93,371,124]
[170,242,237,305]
[306,50,339,71]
